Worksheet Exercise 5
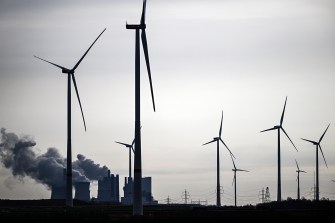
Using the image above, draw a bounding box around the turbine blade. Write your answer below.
[260,127,277,133]
[141,29,156,112]
[230,153,236,169]
[131,125,141,150]
[319,124,330,143]
[72,28,106,71]
[281,127,297,151]
[232,174,235,186]
[71,74,86,131]
[219,110,223,138]
[301,170,307,173]
[236,169,249,172]
[115,141,131,147]
[131,137,135,153]
[34,56,67,70]
[141,0,147,25]
[220,138,235,159]
[295,159,299,170]
[318,144,328,168]
[202,139,216,146]
[280,96,287,126]
[301,138,317,144]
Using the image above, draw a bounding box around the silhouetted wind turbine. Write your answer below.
[230,154,249,207]
[294,159,306,200]
[34,28,106,207]
[126,0,155,215]
[203,110,235,207]
[115,139,135,181]
[115,138,135,203]
[260,96,297,202]
[301,124,330,201]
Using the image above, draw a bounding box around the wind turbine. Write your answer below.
[203,110,235,207]
[115,139,135,182]
[294,159,306,200]
[126,0,155,215]
[34,28,106,207]
[260,96,297,202]
[230,154,249,207]
[301,124,330,201]
[115,138,135,203]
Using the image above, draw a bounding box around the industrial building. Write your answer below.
[97,170,120,203]
[121,176,157,205]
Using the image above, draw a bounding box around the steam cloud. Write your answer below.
[0,128,109,189]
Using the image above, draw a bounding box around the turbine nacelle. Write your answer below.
[62,69,73,74]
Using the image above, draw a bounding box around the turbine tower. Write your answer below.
[34,28,106,207]
[230,154,249,207]
[301,124,330,201]
[260,96,297,202]
[126,0,155,215]
[203,110,235,207]
[294,159,306,200]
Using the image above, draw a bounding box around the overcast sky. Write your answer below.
[0,0,335,205]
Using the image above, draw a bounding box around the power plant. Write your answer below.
[121,177,157,205]
[97,170,119,203]
[49,169,120,204]
[49,173,158,204]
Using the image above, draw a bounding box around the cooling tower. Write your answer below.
[74,181,90,202]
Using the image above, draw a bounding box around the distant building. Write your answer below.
[121,176,158,205]
[97,170,119,203]
[74,181,90,202]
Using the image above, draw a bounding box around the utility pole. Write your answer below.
[182,189,190,204]
[265,187,271,202]
[166,196,170,205]
[259,188,265,203]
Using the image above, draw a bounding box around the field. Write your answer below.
[0,199,334,222]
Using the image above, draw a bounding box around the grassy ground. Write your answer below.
[0,199,334,222]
